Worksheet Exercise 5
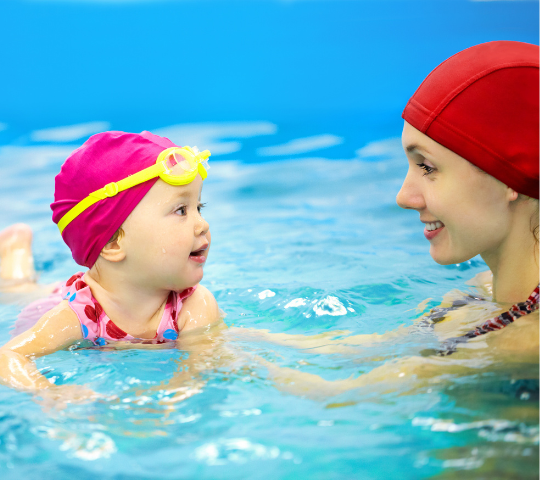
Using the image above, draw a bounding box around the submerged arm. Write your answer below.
[264,316,539,402]
[230,324,409,355]
[143,285,226,403]
[233,281,492,354]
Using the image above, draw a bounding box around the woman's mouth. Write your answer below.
[423,220,445,240]
[189,245,208,264]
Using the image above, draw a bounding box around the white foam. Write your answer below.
[154,121,277,156]
[258,289,276,300]
[284,298,306,308]
[257,134,343,156]
[313,296,347,316]
[59,432,117,461]
[0,145,76,170]
[31,121,110,142]
[194,438,282,466]
[355,137,403,159]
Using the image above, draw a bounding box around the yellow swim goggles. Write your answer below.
[58,146,210,234]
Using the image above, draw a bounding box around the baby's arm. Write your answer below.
[178,284,223,333]
[233,271,495,353]
[145,288,224,405]
[0,301,82,390]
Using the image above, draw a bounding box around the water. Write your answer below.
[1,0,539,477]
[0,121,538,479]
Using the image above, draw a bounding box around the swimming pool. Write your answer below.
[0,121,537,479]
[1,0,539,476]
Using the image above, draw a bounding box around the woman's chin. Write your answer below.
[429,246,473,266]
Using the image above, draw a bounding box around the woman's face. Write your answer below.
[396,121,516,265]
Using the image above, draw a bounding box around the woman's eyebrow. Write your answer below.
[406,144,418,153]
[406,144,430,155]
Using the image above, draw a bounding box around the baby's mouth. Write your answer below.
[189,244,209,262]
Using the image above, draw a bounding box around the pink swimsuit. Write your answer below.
[14,272,196,346]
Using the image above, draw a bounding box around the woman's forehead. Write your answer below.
[402,122,431,152]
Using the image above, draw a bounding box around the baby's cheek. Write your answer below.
[160,238,191,258]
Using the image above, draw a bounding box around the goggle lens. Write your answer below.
[164,150,198,174]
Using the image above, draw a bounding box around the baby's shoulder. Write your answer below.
[3,301,82,356]
[178,284,223,333]
[35,300,82,333]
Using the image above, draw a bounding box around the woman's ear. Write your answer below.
[100,238,126,263]
[507,187,519,202]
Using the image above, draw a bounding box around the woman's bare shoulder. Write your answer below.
[485,310,539,359]
[466,270,493,290]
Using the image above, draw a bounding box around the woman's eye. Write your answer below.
[175,206,187,216]
[416,162,435,176]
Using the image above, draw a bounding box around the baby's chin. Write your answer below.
[170,273,203,292]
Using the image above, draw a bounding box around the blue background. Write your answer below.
[0,0,538,151]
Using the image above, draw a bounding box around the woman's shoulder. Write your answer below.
[484,310,539,359]
[465,270,493,293]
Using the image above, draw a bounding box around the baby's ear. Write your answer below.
[100,237,126,263]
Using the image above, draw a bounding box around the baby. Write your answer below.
[0,131,221,395]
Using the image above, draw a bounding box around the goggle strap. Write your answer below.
[57,195,101,234]
[198,163,208,180]
[57,147,210,234]
[58,162,166,234]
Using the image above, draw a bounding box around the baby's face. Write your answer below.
[120,172,210,292]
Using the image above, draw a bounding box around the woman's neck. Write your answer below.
[482,230,539,305]
[84,267,169,337]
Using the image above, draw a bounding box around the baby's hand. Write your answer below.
[35,384,102,411]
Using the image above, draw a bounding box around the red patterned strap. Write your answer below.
[439,284,540,356]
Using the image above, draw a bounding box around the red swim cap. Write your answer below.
[402,41,539,199]
[51,131,179,267]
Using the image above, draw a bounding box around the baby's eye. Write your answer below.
[416,162,436,176]
[174,205,187,216]
[198,202,206,214]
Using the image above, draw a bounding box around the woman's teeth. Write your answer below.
[425,221,443,231]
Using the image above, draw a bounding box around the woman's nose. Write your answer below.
[396,169,426,211]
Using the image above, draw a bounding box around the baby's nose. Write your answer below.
[195,215,210,236]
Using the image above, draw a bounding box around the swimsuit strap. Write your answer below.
[438,283,540,356]
[61,272,197,346]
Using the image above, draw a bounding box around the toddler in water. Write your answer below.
[0,131,221,394]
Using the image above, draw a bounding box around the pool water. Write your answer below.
[0,121,537,479]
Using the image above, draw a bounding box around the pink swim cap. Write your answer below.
[51,131,179,267]
[403,41,539,199]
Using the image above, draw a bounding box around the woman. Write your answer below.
[256,41,539,397]
[395,40,539,354]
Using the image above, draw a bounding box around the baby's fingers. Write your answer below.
[34,384,103,411]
